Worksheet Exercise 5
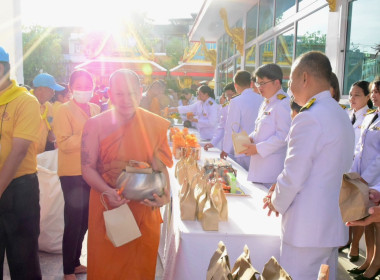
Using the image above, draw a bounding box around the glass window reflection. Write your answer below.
[246,5,258,43]
[245,45,256,75]
[275,0,295,25]
[259,39,274,65]
[296,6,328,57]
[259,0,274,35]
[276,29,294,90]
[343,0,380,95]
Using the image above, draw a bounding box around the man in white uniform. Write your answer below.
[264,51,355,280]
[168,85,218,140]
[221,70,263,170]
[204,83,236,151]
[242,63,291,188]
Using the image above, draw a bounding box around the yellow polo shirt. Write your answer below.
[53,100,100,176]
[0,81,41,178]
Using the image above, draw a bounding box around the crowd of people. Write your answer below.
[0,42,379,280]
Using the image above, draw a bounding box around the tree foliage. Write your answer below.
[22,26,65,86]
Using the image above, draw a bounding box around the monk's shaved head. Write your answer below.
[110,69,140,89]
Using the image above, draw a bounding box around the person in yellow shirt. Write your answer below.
[53,69,100,280]
[0,46,42,279]
[32,73,64,153]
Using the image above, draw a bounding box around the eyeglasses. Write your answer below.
[255,80,274,88]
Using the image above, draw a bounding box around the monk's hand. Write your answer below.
[220,150,228,160]
[263,184,279,217]
[242,143,258,156]
[346,206,380,227]
[141,187,170,208]
[369,189,380,204]
[204,143,214,151]
[107,189,127,208]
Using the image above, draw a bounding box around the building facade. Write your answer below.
[189,0,380,98]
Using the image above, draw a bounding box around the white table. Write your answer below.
[159,147,282,280]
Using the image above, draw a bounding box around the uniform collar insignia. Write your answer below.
[208,100,213,105]
[300,98,316,112]
[277,94,286,100]
[222,101,230,107]
[366,109,377,115]
[231,93,240,99]
[340,104,347,110]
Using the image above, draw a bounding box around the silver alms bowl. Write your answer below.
[116,170,167,201]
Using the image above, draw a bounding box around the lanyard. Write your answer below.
[0,103,9,142]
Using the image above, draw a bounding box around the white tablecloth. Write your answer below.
[159,147,282,280]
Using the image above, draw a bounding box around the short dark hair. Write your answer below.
[352,80,373,108]
[294,51,332,83]
[233,70,251,87]
[198,85,215,99]
[0,61,10,80]
[290,96,302,113]
[223,82,236,92]
[254,63,283,84]
[330,72,340,102]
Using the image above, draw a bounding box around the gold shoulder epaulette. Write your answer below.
[222,101,230,107]
[340,104,347,110]
[208,100,213,105]
[277,94,286,100]
[231,93,240,99]
[366,109,377,115]
[300,98,316,112]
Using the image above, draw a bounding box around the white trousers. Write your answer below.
[280,242,338,280]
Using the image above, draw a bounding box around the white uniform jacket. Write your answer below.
[347,105,370,147]
[222,88,263,156]
[351,110,380,186]
[272,91,355,247]
[211,102,229,147]
[247,90,291,184]
[177,97,218,140]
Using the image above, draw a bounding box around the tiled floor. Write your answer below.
[1,240,365,280]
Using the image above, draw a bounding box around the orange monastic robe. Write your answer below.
[87,108,173,280]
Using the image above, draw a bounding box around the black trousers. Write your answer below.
[60,176,90,275]
[0,173,42,280]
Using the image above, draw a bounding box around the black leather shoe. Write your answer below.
[348,267,366,274]
[354,269,380,280]
[348,254,360,262]
[339,243,350,252]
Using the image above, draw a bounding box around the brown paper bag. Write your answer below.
[261,257,292,280]
[201,192,219,231]
[339,172,373,222]
[206,241,233,280]
[196,178,211,220]
[180,178,197,221]
[231,245,260,280]
[101,193,141,247]
[231,123,251,155]
[210,181,228,221]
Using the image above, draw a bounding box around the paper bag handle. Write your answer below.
[100,191,114,211]
[231,122,243,133]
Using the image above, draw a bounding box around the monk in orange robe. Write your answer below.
[81,69,173,280]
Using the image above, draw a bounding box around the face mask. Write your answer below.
[73,90,92,104]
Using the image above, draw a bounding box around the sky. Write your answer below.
[21,0,205,28]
